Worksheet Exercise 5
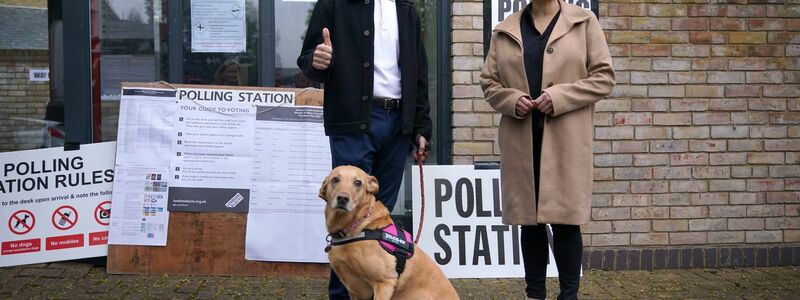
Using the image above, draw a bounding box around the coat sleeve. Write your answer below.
[480,33,529,119]
[413,11,433,144]
[296,0,332,83]
[544,16,615,117]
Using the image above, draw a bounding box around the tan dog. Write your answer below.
[319,165,459,300]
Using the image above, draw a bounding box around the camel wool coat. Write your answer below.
[480,1,615,225]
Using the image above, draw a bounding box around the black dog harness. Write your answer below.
[327,224,415,276]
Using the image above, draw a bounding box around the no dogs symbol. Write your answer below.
[52,206,78,231]
[8,210,35,235]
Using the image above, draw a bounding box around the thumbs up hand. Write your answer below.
[313,28,333,70]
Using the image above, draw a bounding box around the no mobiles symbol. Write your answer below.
[52,205,78,231]
[8,210,35,235]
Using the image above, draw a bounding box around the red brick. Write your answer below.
[729,58,768,70]
[711,45,748,57]
[731,112,769,125]
[653,220,689,232]
[670,180,708,193]
[631,233,669,245]
[709,206,747,218]
[651,140,688,153]
[729,218,765,230]
[651,32,690,44]
[709,231,745,244]
[710,18,747,31]
[747,178,785,191]
[609,4,647,16]
[690,140,727,152]
[690,31,728,44]
[670,232,707,245]
[653,113,691,125]
[724,86,762,98]
[632,99,670,112]
[693,58,728,71]
[767,192,800,204]
[631,180,669,193]
[648,4,688,17]
[631,45,671,57]
[709,153,747,165]
[672,45,711,57]
[748,126,787,138]
[748,45,785,57]
[727,5,766,17]
[632,207,670,219]
[688,5,726,17]
[653,167,692,180]
[634,154,669,167]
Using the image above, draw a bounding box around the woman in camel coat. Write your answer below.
[481,0,615,299]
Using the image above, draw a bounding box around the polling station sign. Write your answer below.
[0,142,116,267]
[484,0,599,55]
[412,165,562,278]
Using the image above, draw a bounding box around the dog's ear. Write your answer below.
[318,175,329,201]
[366,175,379,194]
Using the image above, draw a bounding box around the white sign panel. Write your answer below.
[0,142,116,267]
[29,69,49,82]
[245,105,331,263]
[412,165,562,278]
[191,0,247,53]
[490,0,596,30]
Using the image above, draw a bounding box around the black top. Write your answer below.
[296,0,432,143]
[521,6,560,202]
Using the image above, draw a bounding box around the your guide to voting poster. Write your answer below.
[111,84,332,263]
[0,142,116,267]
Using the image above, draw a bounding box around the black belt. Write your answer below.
[373,98,401,110]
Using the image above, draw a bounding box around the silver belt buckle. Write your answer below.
[383,99,394,110]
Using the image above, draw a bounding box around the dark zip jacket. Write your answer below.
[297,0,432,143]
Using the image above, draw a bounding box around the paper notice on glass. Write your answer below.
[245,106,331,263]
[109,166,170,246]
[100,55,157,100]
[168,100,255,213]
[190,0,246,53]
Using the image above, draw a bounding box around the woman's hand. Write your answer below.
[515,95,537,117]
[533,92,554,115]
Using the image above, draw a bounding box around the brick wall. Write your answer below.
[0,50,51,152]
[451,0,799,261]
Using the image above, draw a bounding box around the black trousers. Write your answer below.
[524,112,583,300]
[521,224,583,300]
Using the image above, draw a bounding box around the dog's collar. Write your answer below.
[332,204,373,239]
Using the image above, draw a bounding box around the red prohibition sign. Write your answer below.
[51,205,78,231]
[8,210,35,235]
[94,201,111,226]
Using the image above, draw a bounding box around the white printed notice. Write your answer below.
[412,165,568,278]
[169,99,255,213]
[245,106,331,263]
[190,0,246,53]
[0,142,116,267]
[109,88,176,246]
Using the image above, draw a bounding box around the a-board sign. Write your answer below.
[483,0,599,55]
[107,82,329,276]
[413,165,572,278]
[0,142,116,267]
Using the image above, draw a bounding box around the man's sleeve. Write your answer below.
[413,11,433,146]
[296,0,332,83]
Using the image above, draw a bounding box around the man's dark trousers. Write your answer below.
[327,106,411,299]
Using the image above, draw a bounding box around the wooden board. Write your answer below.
[107,82,328,276]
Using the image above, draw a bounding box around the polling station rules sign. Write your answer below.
[0,142,116,267]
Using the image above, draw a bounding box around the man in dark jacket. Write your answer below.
[296,0,431,298]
